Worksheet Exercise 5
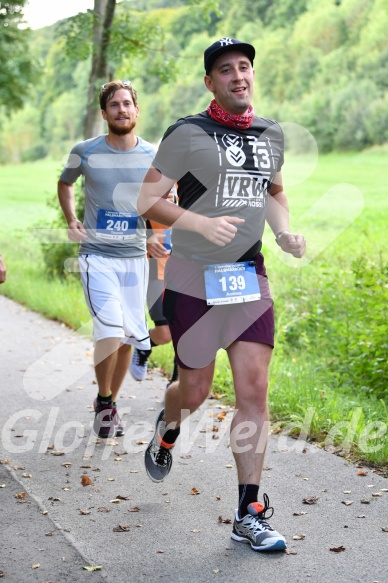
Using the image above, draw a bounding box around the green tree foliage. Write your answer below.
[1,0,388,160]
[0,0,35,109]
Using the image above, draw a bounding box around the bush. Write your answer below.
[21,142,48,162]
[281,256,388,399]
[40,179,85,279]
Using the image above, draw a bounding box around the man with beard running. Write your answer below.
[58,80,155,439]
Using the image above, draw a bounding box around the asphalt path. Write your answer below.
[0,294,387,583]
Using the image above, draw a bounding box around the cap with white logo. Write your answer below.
[204,37,255,75]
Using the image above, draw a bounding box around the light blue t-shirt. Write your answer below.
[60,135,156,258]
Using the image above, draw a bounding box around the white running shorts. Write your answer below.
[79,254,150,348]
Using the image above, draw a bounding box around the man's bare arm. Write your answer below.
[138,167,244,247]
[0,253,6,284]
[57,179,87,241]
[266,172,306,258]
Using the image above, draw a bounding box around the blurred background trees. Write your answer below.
[0,0,387,163]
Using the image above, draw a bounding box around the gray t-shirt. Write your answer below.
[60,135,156,258]
[153,113,284,263]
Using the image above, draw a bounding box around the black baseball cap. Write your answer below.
[204,37,255,75]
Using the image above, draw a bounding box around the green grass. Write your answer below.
[0,159,90,329]
[0,153,387,469]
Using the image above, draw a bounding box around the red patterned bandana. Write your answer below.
[207,99,254,129]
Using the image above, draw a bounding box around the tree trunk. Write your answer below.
[83,0,116,139]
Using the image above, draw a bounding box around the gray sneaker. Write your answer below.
[231,495,286,552]
[144,409,173,482]
[129,347,151,381]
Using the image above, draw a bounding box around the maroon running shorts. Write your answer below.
[162,254,274,369]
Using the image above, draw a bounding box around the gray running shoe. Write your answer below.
[144,409,173,482]
[231,494,286,552]
[129,347,151,381]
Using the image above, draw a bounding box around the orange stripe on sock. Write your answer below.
[158,435,175,449]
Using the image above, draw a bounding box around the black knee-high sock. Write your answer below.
[238,484,259,518]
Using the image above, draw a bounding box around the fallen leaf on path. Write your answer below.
[191,529,201,533]
[156,550,164,554]
[45,531,54,536]
[225,464,233,469]
[285,549,297,555]
[217,411,227,421]
[293,534,306,540]
[22,473,32,478]
[212,569,220,573]
[293,511,307,516]
[13,465,25,470]
[342,500,353,506]
[191,487,200,495]
[357,470,368,476]
[61,462,72,468]
[136,440,148,445]
[80,464,92,469]
[382,527,388,532]
[330,546,346,552]
[303,496,319,505]
[107,478,116,481]
[129,470,140,473]
[110,499,121,503]
[361,498,370,504]
[209,393,226,400]
[15,492,27,499]
[128,507,140,512]
[381,489,388,492]
[218,516,232,524]
[216,496,221,501]
[51,450,65,456]
[81,476,93,487]
[372,492,382,497]
[32,564,40,569]
[83,566,102,571]
[114,458,122,462]
[356,515,366,518]
[116,494,131,500]
[98,507,111,512]
[113,524,130,532]
[343,490,351,494]
[78,508,91,515]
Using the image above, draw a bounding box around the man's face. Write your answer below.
[204,50,255,115]
[101,88,139,135]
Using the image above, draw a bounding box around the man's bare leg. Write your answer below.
[164,362,215,428]
[227,341,272,485]
[93,338,132,437]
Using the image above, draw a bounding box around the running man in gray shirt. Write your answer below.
[58,80,155,439]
